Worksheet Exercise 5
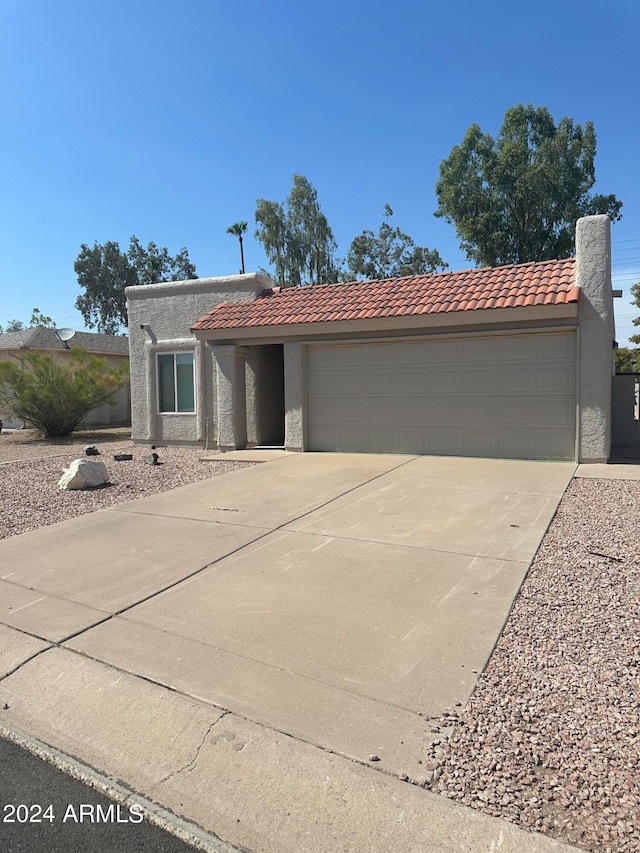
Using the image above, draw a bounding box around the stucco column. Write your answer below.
[284,342,304,451]
[244,347,259,447]
[576,215,614,463]
[213,345,248,451]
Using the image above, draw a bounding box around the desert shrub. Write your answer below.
[0,347,129,438]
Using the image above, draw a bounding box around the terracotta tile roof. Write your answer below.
[191,258,578,332]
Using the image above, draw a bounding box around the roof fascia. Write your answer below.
[192,303,578,344]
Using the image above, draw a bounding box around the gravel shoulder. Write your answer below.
[427,477,640,853]
[2,431,638,852]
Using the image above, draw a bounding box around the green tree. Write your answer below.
[255,175,339,287]
[227,221,248,273]
[615,347,640,374]
[29,308,56,328]
[254,199,289,285]
[347,205,447,279]
[0,347,129,438]
[74,236,197,333]
[435,104,623,267]
[1,310,57,335]
[628,282,640,346]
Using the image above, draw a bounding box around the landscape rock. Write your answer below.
[142,452,160,466]
[58,459,109,490]
[113,453,133,461]
[84,445,100,456]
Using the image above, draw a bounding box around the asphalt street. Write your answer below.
[0,735,204,853]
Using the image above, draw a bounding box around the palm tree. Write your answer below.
[227,221,248,274]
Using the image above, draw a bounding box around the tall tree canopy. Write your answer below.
[615,281,640,372]
[75,236,197,333]
[227,221,248,274]
[255,175,339,287]
[0,309,56,334]
[435,104,623,267]
[629,282,640,346]
[347,205,446,279]
[615,347,640,374]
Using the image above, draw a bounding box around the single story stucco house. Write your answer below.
[0,327,131,427]
[126,215,617,463]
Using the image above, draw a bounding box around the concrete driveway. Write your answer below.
[0,453,577,852]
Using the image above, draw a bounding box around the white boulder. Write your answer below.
[58,459,109,490]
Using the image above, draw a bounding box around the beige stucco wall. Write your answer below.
[576,215,614,462]
[126,274,272,445]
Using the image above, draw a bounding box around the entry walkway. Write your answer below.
[0,453,577,852]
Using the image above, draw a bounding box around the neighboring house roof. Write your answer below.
[192,257,579,332]
[0,327,129,356]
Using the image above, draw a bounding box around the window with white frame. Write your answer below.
[157,352,195,413]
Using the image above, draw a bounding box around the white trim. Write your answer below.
[156,351,196,414]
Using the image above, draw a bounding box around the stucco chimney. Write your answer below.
[576,215,614,462]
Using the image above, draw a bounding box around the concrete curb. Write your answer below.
[0,723,248,853]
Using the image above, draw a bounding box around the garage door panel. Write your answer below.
[310,425,338,449]
[397,343,426,365]
[367,401,395,424]
[498,430,533,460]
[536,333,575,360]
[398,427,427,454]
[369,428,396,452]
[336,347,366,368]
[340,401,366,423]
[430,399,460,424]
[536,429,575,459]
[429,429,459,456]
[499,335,536,361]
[307,332,576,460]
[536,365,575,393]
[307,400,332,424]
[367,371,395,394]
[398,372,425,394]
[500,367,534,394]
[339,372,367,395]
[463,369,494,394]
[398,400,426,424]
[463,337,496,362]
[430,370,462,393]
[366,344,394,365]
[536,398,575,426]
[498,399,535,425]
[462,399,494,425]
[310,372,336,395]
[340,426,367,451]
[462,429,494,457]
[429,340,462,364]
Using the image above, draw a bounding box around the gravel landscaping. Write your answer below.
[0,429,256,540]
[425,476,640,853]
[2,430,638,851]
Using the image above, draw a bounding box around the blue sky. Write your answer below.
[1,0,639,342]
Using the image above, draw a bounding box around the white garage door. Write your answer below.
[306,332,576,460]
